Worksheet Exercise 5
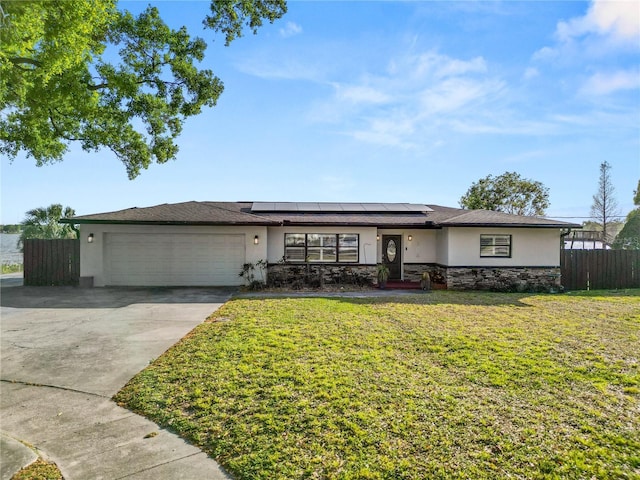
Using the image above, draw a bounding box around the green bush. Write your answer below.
[1,263,23,274]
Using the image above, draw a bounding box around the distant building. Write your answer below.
[564,230,611,250]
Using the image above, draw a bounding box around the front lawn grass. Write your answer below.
[115,290,640,479]
[11,458,63,480]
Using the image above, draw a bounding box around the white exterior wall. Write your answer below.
[445,227,562,267]
[267,226,377,265]
[80,224,105,282]
[436,229,449,265]
[78,223,562,286]
[375,230,438,264]
[79,224,267,286]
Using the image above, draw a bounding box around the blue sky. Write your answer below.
[1,0,639,224]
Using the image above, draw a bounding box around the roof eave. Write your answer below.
[279,221,438,228]
[440,222,581,228]
[61,219,279,226]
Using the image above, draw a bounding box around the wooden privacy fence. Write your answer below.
[24,239,80,286]
[561,250,640,290]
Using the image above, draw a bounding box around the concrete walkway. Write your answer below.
[1,283,235,480]
[1,432,37,480]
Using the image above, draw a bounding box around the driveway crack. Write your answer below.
[0,379,109,399]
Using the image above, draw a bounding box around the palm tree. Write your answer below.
[18,204,77,249]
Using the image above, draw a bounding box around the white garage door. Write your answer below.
[104,233,246,286]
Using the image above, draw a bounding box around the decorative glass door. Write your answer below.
[382,235,402,280]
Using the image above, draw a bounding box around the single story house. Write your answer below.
[63,201,579,291]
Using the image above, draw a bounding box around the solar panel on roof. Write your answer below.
[362,203,385,212]
[276,202,298,211]
[319,203,343,211]
[251,202,433,213]
[399,204,434,212]
[251,202,275,211]
[298,202,321,211]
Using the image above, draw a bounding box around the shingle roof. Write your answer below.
[64,201,579,228]
[251,202,433,213]
[434,208,576,227]
[65,201,276,225]
[254,212,434,227]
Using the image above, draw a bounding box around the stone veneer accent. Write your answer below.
[446,266,561,292]
[403,264,560,292]
[403,264,447,285]
[267,263,377,287]
[266,263,561,292]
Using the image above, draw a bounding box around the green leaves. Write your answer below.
[0,0,283,178]
[0,0,116,162]
[204,0,287,46]
[613,209,640,249]
[459,171,550,216]
[85,5,223,178]
[18,203,77,248]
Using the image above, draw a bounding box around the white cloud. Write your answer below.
[533,0,640,62]
[419,78,503,114]
[235,57,320,81]
[279,21,302,38]
[551,109,640,130]
[391,51,487,81]
[449,119,559,136]
[556,0,640,43]
[350,117,416,148]
[580,69,640,95]
[309,50,504,147]
[523,67,539,80]
[332,84,391,105]
[531,46,559,62]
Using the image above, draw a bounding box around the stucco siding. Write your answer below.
[445,227,561,267]
[78,222,563,287]
[436,229,449,265]
[267,226,377,265]
[80,224,267,286]
[375,230,437,265]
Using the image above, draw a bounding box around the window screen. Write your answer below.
[480,234,512,257]
[284,233,359,263]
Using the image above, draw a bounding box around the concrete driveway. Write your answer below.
[1,283,235,480]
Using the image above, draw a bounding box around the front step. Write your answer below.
[380,280,422,290]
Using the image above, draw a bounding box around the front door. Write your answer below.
[382,235,402,280]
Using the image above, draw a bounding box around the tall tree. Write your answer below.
[459,171,550,216]
[19,204,77,249]
[0,0,286,179]
[590,161,621,244]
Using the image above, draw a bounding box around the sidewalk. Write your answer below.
[0,432,38,480]
[1,382,230,479]
[237,287,430,298]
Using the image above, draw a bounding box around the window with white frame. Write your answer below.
[284,233,359,263]
[480,234,512,257]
